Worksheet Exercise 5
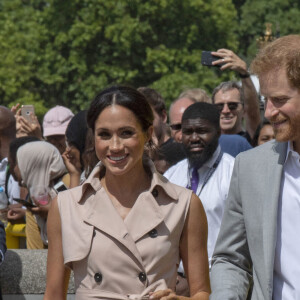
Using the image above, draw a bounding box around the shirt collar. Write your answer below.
[0,157,8,169]
[205,145,221,168]
[285,141,300,164]
[78,159,178,203]
[0,157,8,164]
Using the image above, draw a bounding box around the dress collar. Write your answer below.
[78,159,178,203]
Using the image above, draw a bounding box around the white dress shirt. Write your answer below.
[273,141,300,300]
[164,146,234,266]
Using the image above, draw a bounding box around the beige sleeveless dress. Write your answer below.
[57,162,192,300]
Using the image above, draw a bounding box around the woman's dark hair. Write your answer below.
[252,118,271,147]
[66,110,99,176]
[82,128,99,177]
[66,110,88,157]
[87,86,154,133]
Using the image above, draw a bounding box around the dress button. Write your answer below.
[149,229,158,238]
[151,188,158,197]
[138,272,147,282]
[94,272,102,283]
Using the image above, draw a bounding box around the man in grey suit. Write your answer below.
[210,35,300,300]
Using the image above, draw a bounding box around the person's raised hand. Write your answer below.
[62,147,82,176]
[18,114,42,139]
[15,108,42,139]
[211,49,249,76]
[11,103,21,115]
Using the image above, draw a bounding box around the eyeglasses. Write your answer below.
[170,123,181,131]
[215,102,242,112]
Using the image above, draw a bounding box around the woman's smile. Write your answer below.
[94,104,150,177]
[107,154,128,163]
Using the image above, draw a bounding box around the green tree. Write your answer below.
[0,0,239,114]
[238,0,300,60]
[0,0,49,116]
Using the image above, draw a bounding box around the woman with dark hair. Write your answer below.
[252,118,275,147]
[63,110,98,188]
[44,86,210,300]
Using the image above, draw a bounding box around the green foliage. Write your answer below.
[0,0,239,114]
[238,0,300,59]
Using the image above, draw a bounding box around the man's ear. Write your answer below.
[147,126,154,142]
[161,110,168,124]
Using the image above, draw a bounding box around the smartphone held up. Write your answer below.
[21,105,35,123]
[201,51,224,68]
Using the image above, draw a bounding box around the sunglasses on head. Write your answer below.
[215,102,241,112]
[170,123,181,131]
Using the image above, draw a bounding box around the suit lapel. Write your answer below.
[82,188,145,268]
[262,142,287,297]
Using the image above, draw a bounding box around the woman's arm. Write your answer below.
[180,193,210,299]
[43,197,71,300]
[150,193,210,300]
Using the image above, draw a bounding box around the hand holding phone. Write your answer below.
[209,49,249,74]
[21,105,35,123]
[16,105,42,139]
[201,51,224,67]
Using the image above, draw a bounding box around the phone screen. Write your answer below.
[54,181,68,193]
[56,184,67,192]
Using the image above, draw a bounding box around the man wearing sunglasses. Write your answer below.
[211,49,261,144]
[169,97,196,143]
[212,82,250,139]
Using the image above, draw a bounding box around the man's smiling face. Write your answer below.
[262,68,300,148]
[214,88,244,135]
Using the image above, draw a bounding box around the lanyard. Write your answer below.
[186,151,223,196]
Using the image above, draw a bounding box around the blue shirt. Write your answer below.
[219,134,252,158]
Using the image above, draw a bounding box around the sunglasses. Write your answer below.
[170,123,181,131]
[215,102,242,112]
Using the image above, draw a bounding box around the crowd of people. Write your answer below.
[0,34,298,300]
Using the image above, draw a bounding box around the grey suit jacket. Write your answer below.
[210,140,287,300]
